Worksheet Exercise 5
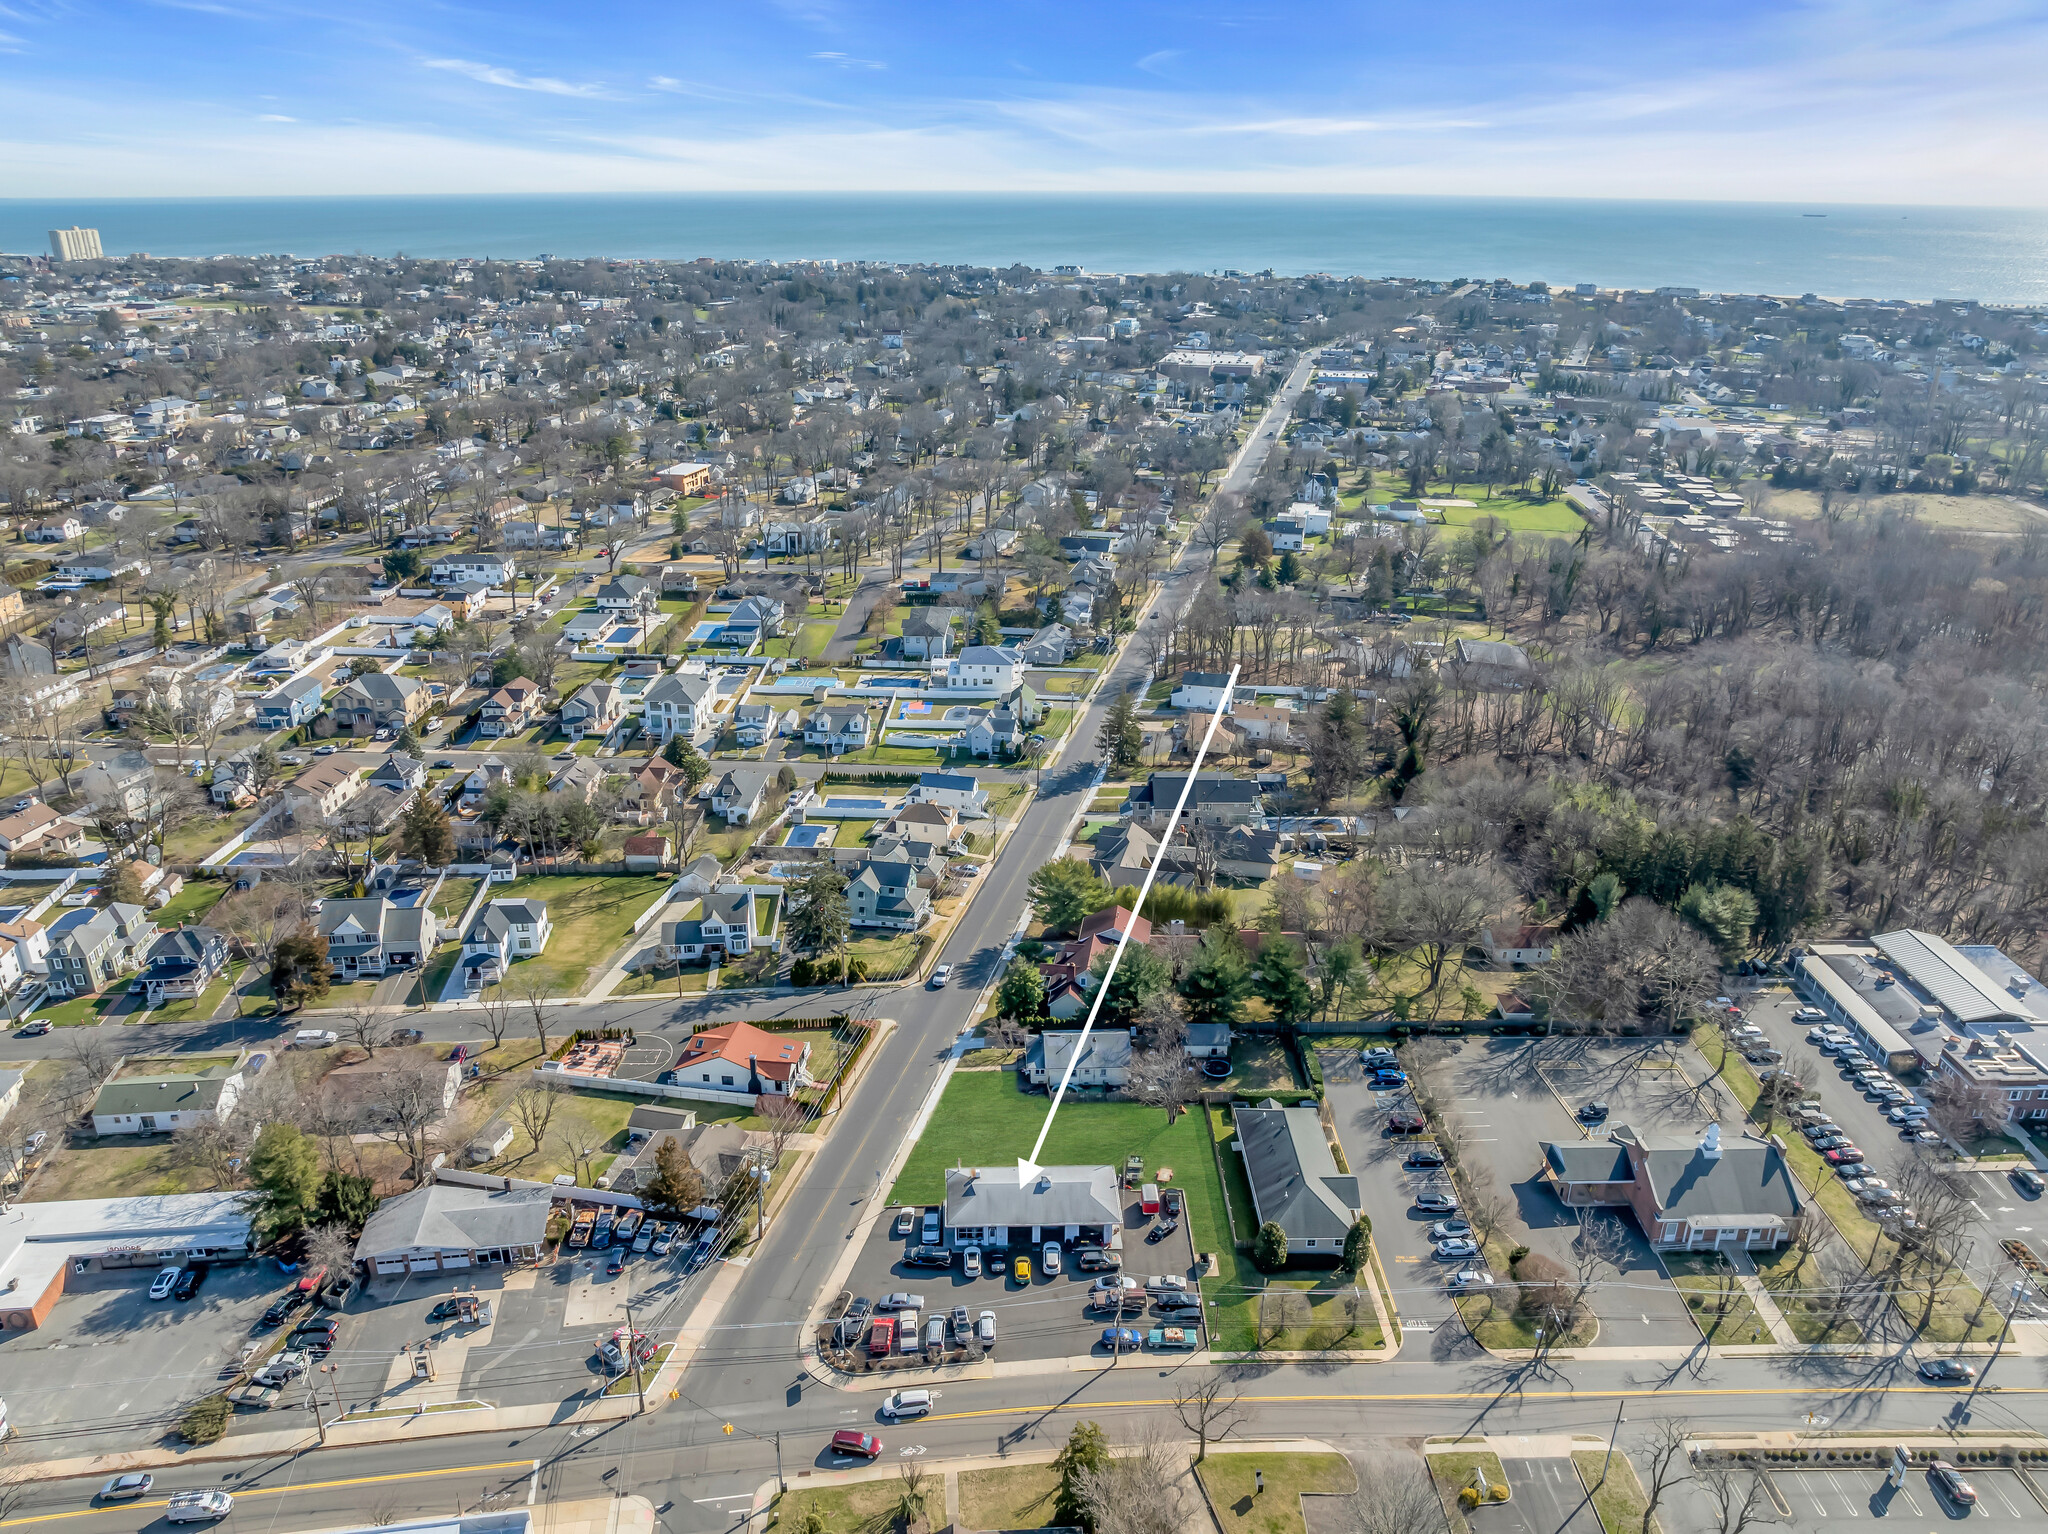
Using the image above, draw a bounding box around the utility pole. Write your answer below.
[307,1385,327,1445]
[1598,1397,1625,1486]
[622,1292,649,1414]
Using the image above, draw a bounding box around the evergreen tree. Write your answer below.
[1028,858,1108,933]
[641,1137,707,1221]
[398,790,455,865]
[995,959,1050,1028]
[270,927,331,1012]
[1251,939,1314,1028]
[787,866,850,956]
[315,1170,378,1230]
[1178,929,1251,1028]
[1254,1220,1290,1273]
[1052,1421,1111,1530]
[972,604,1002,646]
[1341,1216,1372,1274]
[1095,693,1143,772]
[1275,550,1300,586]
[671,739,712,792]
[248,1123,321,1237]
[1086,941,1171,1029]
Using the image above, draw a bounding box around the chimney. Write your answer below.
[1699,1123,1722,1162]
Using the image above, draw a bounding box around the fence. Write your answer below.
[200,803,287,869]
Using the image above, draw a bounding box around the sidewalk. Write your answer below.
[1726,1249,1799,1346]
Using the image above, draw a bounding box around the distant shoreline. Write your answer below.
[2,193,2042,304]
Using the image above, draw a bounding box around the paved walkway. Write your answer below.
[1726,1249,1799,1345]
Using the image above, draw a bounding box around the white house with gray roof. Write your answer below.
[642,671,715,745]
[353,1182,553,1274]
[941,1164,1122,1250]
[461,898,551,991]
[1233,1099,1361,1259]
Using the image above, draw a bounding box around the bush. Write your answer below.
[1508,1244,1530,1265]
[180,1394,232,1444]
[1458,1488,1480,1510]
[847,957,870,983]
[1510,1251,1574,1322]
[790,957,816,987]
[1487,1485,1510,1502]
[1253,1220,1290,1273]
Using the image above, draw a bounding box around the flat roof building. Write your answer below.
[0,1192,254,1331]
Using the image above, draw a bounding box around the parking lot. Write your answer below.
[1495,1458,1602,1534]
[0,1257,285,1451]
[827,1198,1201,1372]
[1665,1464,2048,1527]
[1326,1037,1718,1350]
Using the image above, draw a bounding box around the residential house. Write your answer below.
[642,672,715,745]
[670,1019,812,1096]
[547,758,606,802]
[462,755,509,799]
[367,752,427,797]
[879,801,957,842]
[503,520,573,551]
[430,553,516,588]
[1233,1100,1361,1259]
[0,802,82,859]
[907,772,985,815]
[943,645,1023,692]
[92,1063,245,1137]
[803,706,870,754]
[1169,672,1236,714]
[317,898,440,979]
[478,677,543,738]
[1023,1029,1133,1088]
[28,517,84,543]
[865,832,947,882]
[593,574,652,613]
[52,600,123,643]
[354,1182,552,1273]
[319,1052,462,1130]
[660,890,769,961]
[711,767,774,825]
[1538,1123,1804,1252]
[256,673,324,729]
[733,702,796,746]
[619,758,682,823]
[445,581,491,621]
[128,925,231,1005]
[329,670,427,735]
[1215,826,1286,881]
[722,595,785,642]
[79,751,155,817]
[1230,703,1295,745]
[1015,624,1073,666]
[45,909,127,996]
[560,679,624,742]
[0,918,50,980]
[898,608,963,660]
[461,898,553,990]
[1480,922,1558,966]
[942,1164,1121,1250]
[284,759,365,822]
[845,858,931,930]
[1089,821,1204,889]
[673,853,726,895]
[1450,638,1534,690]
[1122,772,1262,830]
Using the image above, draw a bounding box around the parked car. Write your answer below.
[1041,1241,1062,1275]
[254,1349,308,1386]
[261,1291,307,1326]
[1099,1326,1144,1351]
[892,1209,915,1238]
[1919,1358,1978,1383]
[2013,1168,2045,1197]
[1427,1220,1473,1241]
[15,1019,49,1036]
[904,1245,953,1269]
[1928,1462,1978,1506]
[1811,1135,1851,1150]
[830,1430,883,1460]
[1576,1101,1609,1122]
[1414,1192,1460,1214]
[1404,1147,1447,1169]
[173,1265,206,1301]
[291,1318,340,1353]
[977,1310,997,1348]
[98,1475,155,1502]
[607,1248,626,1277]
[1908,1128,1943,1144]
[962,1246,983,1278]
[149,1266,181,1300]
[1445,1269,1493,1292]
[882,1389,932,1420]
[949,1304,972,1340]
[1386,1114,1426,1134]
[1434,1238,1480,1259]
[1825,1146,1867,1166]
[1075,1247,1120,1272]
[1369,1069,1408,1088]
[876,1292,926,1312]
[1145,1218,1180,1243]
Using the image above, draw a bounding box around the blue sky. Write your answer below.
[1,1,2044,202]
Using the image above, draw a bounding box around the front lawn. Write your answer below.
[152,879,228,928]
[957,1465,1061,1531]
[1570,1449,1659,1534]
[1195,1453,1357,1534]
[24,1135,222,1202]
[1661,1252,1765,1344]
[485,874,672,995]
[1752,1245,1865,1343]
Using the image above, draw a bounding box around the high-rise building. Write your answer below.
[48,226,103,262]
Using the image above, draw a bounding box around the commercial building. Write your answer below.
[1538,1123,1803,1252]
[0,1192,253,1331]
[941,1164,1122,1250]
[49,226,103,262]
[1232,1100,1361,1259]
[353,1182,551,1274]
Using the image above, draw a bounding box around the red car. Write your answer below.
[1825,1146,1866,1166]
[830,1430,883,1460]
[1386,1114,1426,1135]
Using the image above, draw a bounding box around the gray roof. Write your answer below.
[1028,1030,1132,1078]
[337,671,421,704]
[353,1183,553,1260]
[1542,1142,1635,1182]
[943,1165,1120,1230]
[955,644,1019,667]
[646,672,714,707]
[1233,1101,1360,1242]
[1638,1138,1803,1224]
[466,899,546,943]
[94,1071,232,1118]
[1872,929,2032,1025]
[1178,671,1233,688]
[1132,772,1260,807]
[714,766,773,801]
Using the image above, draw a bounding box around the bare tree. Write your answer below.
[516,972,554,1059]
[1171,1371,1244,1461]
[554,1120,608,1187]
[1345,1454,1447,1534]
[1075,1420,1193,1534]
[367,1059,451,1186]
[343,1001,381,1060]
[1635,1418,1694,1534]
[1696,1464,1779,1534]
[758,1094,806,1162]
[509,1081,561,1161]
[1125,1046,1199,1125]
[1191,497,1238,568]
[475,984,515,1052]
[302,1221,356,1283]
[172,1116,250,1191]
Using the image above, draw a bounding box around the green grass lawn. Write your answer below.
[766,1480,914,1534]
[1427,1450,1511,1531]
[1662,1253,1766,1344]
[485,874,672,995]
[1196,1453,1357,1534]
[1751,1245,1865,1343]
[957,1465,1061,1531]
[474,1085,641,1184]
[843,932,924,981]
[25,1135,221,1202]
[161,807,262,864]
[38,991,137,1026]
[152,879,228,928]
[1429,489,1587,538]
[1570,1449,1659,1534]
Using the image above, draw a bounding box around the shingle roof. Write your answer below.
[942,1165,1120,1230]
[353,1183,553,1260]
[1234,1101,1360,1242]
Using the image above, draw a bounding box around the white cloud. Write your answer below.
[1135,49,1181,77]
[256,112,294,122]
[420,57,611,99]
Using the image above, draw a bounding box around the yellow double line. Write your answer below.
[0,1460,534,1528]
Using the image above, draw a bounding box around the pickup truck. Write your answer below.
[1147,1326,1197,1351]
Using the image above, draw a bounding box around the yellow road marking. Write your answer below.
[923,1386,2048,1423]
[0,1460,534,1528]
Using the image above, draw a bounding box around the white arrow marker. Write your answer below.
[1020,664,1242,1186]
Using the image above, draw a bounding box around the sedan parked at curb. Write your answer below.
[1918,1358,1978,1382]
[149,1267,181,1300]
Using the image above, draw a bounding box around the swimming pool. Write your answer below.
[868,677,923,688]
[822,797,887,810]
[687,621,723,642]
[785,824,837,848]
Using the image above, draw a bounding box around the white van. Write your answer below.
[884,1388,933,1419]
[294,1030,339,1048]
[168,1492,233,1523]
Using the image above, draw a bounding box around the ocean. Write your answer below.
[3,194,2045,304]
